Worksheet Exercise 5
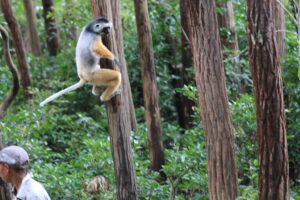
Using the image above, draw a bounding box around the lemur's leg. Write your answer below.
[91,69,121,101]
[92,85,105,96]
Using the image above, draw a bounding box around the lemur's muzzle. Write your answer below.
[102,27,110,35]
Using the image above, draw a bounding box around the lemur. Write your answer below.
[40,17,121,106]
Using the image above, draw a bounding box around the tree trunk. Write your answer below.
[23,0,41,56]
[158,3,195,131]
[247,0,290,199]
[185,0,239,199]
[275,0,286,58]
[1,0,32,100]
[42,0,59,56]
[110,1,137,131]
[216,0,239,53]
[0,25,20,121]
[180,0,196,130]
[216,0,245,94]
[90,1,138,199]
[165,31,192,130]
[133,0,165,172]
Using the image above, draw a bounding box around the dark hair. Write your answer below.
[9,161,30,173]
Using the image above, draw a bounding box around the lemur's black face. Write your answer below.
[101,27,110,35]
[86,17,112,36]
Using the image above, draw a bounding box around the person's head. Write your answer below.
[0,146,30,183]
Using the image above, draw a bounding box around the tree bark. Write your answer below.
[185,0,239,199]
[42,0,59,56]
[275,0,286,58]
[23,0,41,56]
[110,0,137,131]
[133,0,165,172]
[1,0,32,100]
[90,1,138,199]
[180,0,196,130]
[247,0,290,199]
[0,25,20,121]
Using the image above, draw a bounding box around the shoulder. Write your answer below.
[18,177,51,200]
[76,28,97,51]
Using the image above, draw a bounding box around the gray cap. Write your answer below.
[0,146,29,167]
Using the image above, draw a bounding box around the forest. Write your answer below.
[0,0,299,199]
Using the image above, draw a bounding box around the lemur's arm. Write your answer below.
[92,38,121,66]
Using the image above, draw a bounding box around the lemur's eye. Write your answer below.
[94,24,101,32]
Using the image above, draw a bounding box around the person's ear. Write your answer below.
[2,164,10,173]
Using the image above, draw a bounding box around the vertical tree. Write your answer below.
[185,0,239,199]
[247,0,290,199]
[1,0,32,99]
[133,0,165,172]
[42,0,59,56]
[90,1,138,199]
[0,25,19,121]
[180,0,196,129]
[275,0,286,58]
[158,1,195,131]
[216,0,245,94]
[216,0,239,54]
[110,0,137,131]
[23,0,41,56]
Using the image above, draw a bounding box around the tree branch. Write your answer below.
[0,25,20,120]
[277,0,298,25]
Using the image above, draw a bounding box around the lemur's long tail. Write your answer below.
[40,80,85,106]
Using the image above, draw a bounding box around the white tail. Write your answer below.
[40,81,85,106]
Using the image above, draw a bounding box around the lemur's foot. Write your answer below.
[92,85,105,96]
[100,88,122,102]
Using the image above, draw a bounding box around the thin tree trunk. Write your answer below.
[217,0,239,53]
[1,0,32,100]
[90,1,138,199]
[165,31,191,130]
[23,0,41,56]
[133,0,165,172]
[111,0,137,131]
[0,25,20,121]
[275,0,286,58]
[216,0,245,94]
[180,0,196,130]
[158,3,195,131]
[186,0,239,199]
[42,0,59,56]
[247,0,290,199]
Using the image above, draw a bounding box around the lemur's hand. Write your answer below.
[113,58,121,67]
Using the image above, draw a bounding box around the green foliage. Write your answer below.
[0,100,210,199]
[1,98,115,199]
[282,6,300,186]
